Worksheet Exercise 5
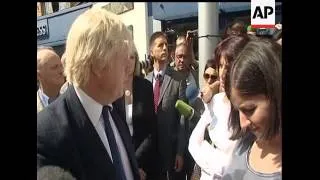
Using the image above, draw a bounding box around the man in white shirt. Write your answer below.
[37,7,140,180]
[37,46,65,113]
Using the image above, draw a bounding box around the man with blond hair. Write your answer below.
[37,7,140,180]
[37,46,65,113]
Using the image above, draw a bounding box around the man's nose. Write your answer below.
[163,44,167,50]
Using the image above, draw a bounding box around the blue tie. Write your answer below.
[102,106,126,180]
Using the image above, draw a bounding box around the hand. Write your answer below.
[138,168,146,180]
[174,155,184,172]
[186,30,194,47]
[209,81,220,95]
[201,81,220,103]
[275,23,282,30]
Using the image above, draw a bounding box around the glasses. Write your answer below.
[203,73,218,81]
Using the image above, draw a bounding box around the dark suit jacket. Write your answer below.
[146,65,188,172]
[37,85,140,180]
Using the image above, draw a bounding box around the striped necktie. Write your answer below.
[153,74,162,113]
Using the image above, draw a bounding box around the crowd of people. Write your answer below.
[37,6,282,180]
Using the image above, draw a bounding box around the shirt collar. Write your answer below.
[38,88,49,107]
[74,86,113,127]
[153,66,167,79]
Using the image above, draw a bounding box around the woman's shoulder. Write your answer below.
[213,92,226,102]
[134,76,153,88]
[212,92,229,109]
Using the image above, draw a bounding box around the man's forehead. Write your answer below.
[154,36,167,43]
[38,50,60,64]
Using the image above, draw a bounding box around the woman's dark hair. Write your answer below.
[213,35,250,73]
[204,58,216,74]
[222,20,246,39]
[225,39,282,141]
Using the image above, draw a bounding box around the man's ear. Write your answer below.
[149,49,154,58]
[91,61,104,78]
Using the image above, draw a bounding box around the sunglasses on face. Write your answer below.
[203,73,218,81]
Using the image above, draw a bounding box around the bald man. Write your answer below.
[37,47,65,113]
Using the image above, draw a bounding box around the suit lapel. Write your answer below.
[158,67,173,106]
[191,69,199,88]
[110,109,140,179]
[65,85,116,179]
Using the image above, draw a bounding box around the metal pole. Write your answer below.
[198,2,219,88]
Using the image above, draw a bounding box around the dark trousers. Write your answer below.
[151,169,186,180]
[184,150,195,180]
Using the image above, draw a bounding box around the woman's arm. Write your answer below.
[188,101,234,176]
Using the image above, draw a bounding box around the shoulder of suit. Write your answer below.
[166,67,187,82]
[37,97,70,143]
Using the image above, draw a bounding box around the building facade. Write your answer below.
[37,2,282,59]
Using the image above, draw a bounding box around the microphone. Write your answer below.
[175,100,200,122]
[37,166,76,180]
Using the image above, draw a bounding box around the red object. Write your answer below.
[153,74,162,113]
[251,24,275,28]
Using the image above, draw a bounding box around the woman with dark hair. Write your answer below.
[200,59,220,104]
[189,35,249,180]
[222,39,282,180]
[222,20,246,40]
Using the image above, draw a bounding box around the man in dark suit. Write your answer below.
[37,7,140,180]
[146,32,187,180]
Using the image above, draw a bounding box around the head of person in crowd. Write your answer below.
[225,39,282,142]
[176,34,198,70]
[149,31,168,67]
[126,44,143,82]
[176,35,187,45]
[203,59,218,86]
[214,35,250,92]
[272,29,282,46]
[223,20,246,39]
[37,46,65,97]
[37,166,76,180]
[64,7,133,105]
[174,42,192,74]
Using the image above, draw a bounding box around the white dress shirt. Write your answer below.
[153,66,166,89]
[188,92,237,180]
[125,103,133,136]
[74,86,134,180]
[38,88,50,107]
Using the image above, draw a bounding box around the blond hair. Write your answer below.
[64,7,133,87]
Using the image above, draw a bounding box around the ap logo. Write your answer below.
[251,0,275,28]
